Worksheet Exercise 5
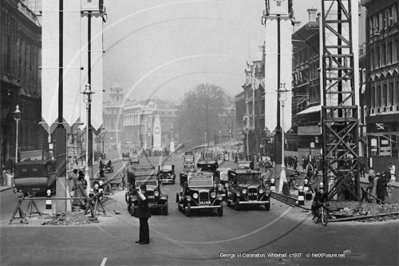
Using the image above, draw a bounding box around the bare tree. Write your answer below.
[175,84,229,146]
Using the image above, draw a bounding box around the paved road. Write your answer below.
[0,152,398,265]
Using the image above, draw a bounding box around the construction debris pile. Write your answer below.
[330,203,399,222]
[41,212,98,225]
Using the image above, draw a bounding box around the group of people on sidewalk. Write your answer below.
[367,162,396,204]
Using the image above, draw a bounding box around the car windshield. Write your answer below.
[188,177,213,187]
[236,173,260,184]
[136,179,158,187]
[198,163,217,172]
[160,165,172,171]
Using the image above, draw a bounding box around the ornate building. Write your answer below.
[363,0,399,172]
[1,0,44,172]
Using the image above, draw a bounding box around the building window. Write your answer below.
[376,46,380,68]
[396,80,399,106]
[376,85,381,107]
[389,82,394,107]
[382,43,387,66]
[388,41,393,64]
[370,48,374,70]
[394,39,398,63]
[382,83,387,107]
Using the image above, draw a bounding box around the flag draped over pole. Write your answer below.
[41,0,103,133]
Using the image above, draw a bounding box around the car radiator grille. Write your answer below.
[199,192,209,201]
[248,188,258,201]
[147,190,154,203]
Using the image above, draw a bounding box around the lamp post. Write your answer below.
[82,84,94,194]
[13,105,22,164]
[277,83,289,172]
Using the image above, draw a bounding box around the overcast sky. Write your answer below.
[102,0,321,103]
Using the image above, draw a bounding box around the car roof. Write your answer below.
[217,167,231,171]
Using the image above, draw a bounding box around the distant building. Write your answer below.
[1,0,44,170]
[122,97,178,151]
[362,0,399,172]
[103,87,124,148]
[289,8,321,159]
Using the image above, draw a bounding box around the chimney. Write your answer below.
[293,21,301,32]
[307,8,318,22]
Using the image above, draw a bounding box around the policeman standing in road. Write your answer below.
[136,184,151,244]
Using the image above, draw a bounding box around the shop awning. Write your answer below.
[296,105,321,115]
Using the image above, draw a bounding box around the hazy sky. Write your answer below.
[102,0,321,103]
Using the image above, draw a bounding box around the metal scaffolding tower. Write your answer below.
[321,0,360,201]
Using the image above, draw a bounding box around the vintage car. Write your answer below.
[157,165,176,184]
[125,166,168,216]
[100,159,114,173]
[14,159,57,195]
[226,168,271,211]
[183,151,195,168]
[176,172,223,217]
[122,152,130,161]
[129,153,140,165]
[259,156,272,169]
[197,160,219,174]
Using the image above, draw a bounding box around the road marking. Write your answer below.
[100,258,107,266]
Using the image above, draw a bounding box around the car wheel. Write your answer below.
[217,206,223,216]
[265,202,270,211]
[125,192,129,203]
[164,205,168,215]
[185,202,191,217]
[234,198,240,211]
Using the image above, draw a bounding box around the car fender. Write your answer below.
[160,194,168,201]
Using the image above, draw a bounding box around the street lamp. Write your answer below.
[13,105,22,164]
[82,83,94,194]
[277,83,289,171]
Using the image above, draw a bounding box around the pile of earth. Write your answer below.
[330,203,399,222]
[41,211,98,225]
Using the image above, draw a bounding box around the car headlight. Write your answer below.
[242,189,247,194]
[154,191,159,197]
[225,183,228,188]
[211,192,216,198]
[259,189,264,194]
[193,193,198,199]
[213,183,217,189]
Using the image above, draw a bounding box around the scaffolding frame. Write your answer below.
[321,0,360,201]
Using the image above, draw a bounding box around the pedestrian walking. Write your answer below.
[376,172,388,204]
[73,174,87,209]
[68,169,79,193]
[366,170,375,194]
[135,184,151,244]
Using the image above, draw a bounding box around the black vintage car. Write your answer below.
[126,171,168,216]
[14,160,57,195]
[176,172,223,217]
[100,159,114,173]
[197,160,219,174]
[226,168,271,211]
[183,151,195,168]
[157,165,176,184]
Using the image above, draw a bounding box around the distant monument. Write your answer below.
[153,115,162,151]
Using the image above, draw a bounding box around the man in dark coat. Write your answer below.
[376,172,388,204]
[135,184,151,244]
